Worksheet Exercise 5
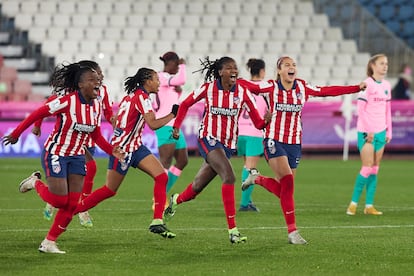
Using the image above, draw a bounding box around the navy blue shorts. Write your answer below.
[263,138,302,169]
[108,145,152,175]
[41,150,86,178]
[198,137,236,160]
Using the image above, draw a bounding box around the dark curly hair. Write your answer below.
[124,67,155,94]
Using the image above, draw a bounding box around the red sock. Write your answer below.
[255,176,281,198]
[222,183,236,229]
[75,185,116,214]
[81,159,97,200]
[279,174,296,233]
[177,183,198,204]
[46,192,81,241]
[153,173,168,220]
[34,180,68,208]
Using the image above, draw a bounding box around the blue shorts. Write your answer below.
[155,126,187,149]
[86,146,96,156]
[357,130,387,152]
[198,137,236,160]
[108,145,152,175]
[41,150,86,178]
[237,135,264,157]
[263,138,301,169]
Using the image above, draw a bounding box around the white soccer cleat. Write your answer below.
[19,171,41,193]
[241,168,259,191]
[38,239,66,254]
[79,211,93,228]
[288,230,307,245]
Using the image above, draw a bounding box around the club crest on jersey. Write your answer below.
[233,97,240,105]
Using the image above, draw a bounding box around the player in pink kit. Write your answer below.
[237,58,268,212]
[240,56,367,244]
[74,67,179,239]
[163,56,269,244]
[346,54,392,216]
[151,52,188,198]
[3,62,125,253]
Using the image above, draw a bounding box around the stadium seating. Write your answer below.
[0,0,373,102]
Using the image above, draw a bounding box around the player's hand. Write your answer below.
[113,146,126,162]
[264,110,272,125]
[178,58,186,65]
[172,127,180,140]
[31,126,41,137]
[359,82,367,91]
[2,135,18,145]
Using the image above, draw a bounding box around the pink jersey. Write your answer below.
[240,78,361,144]
[11,92,103,156]
[238,80,268,137]
[85,84,113,148]
[174,80,265,150]
[111,87,153,153]
[152,64,186,127]
[356,77,392,138]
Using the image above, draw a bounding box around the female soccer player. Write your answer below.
[74,67,179,239]
[35,60,115,227]
[163,56,269,243]
[151,51,188,198]
[346,54,392,216]
[237,58,267,212]
[239,56,367,244]
[3,62,124,254]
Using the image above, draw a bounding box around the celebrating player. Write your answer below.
[163,56,269,243]
[74,67,179,239]
[2,62,124,254]
[239,56,367,244]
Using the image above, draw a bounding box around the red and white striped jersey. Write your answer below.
[240,78,361,144]
[174,80,265,149]
[85,84,113,148]
[43,92,102,155]
[111,88,153,152]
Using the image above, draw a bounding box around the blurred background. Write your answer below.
[0,0,413,157]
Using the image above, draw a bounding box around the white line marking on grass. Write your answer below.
[1,224,414,233]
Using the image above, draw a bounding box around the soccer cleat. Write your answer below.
[288,230,307,244]
[78,211,93,228]
[239,202,260,212]
[241,168,259,191]
[19,171,41,193]
[228,227,247,244]
[163,193,179,222]
[43,203,55,221]
[346,202,357,215]
[149,222,176,239]
[38,239,66,254]
[364,206,383,215]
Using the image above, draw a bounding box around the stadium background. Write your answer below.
[0,0,413,157]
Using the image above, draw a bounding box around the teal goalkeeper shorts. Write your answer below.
[155,126,187,149]
[237,135,264,157]
[357,129,387,152]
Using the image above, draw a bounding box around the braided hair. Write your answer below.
[195,56,235,82]
[49,62,96,95]
[124,67,155,94]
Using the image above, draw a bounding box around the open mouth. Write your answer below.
[288,71,295,77]
[230,74,237,81]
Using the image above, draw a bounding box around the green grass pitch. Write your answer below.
[0,156,413,275]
